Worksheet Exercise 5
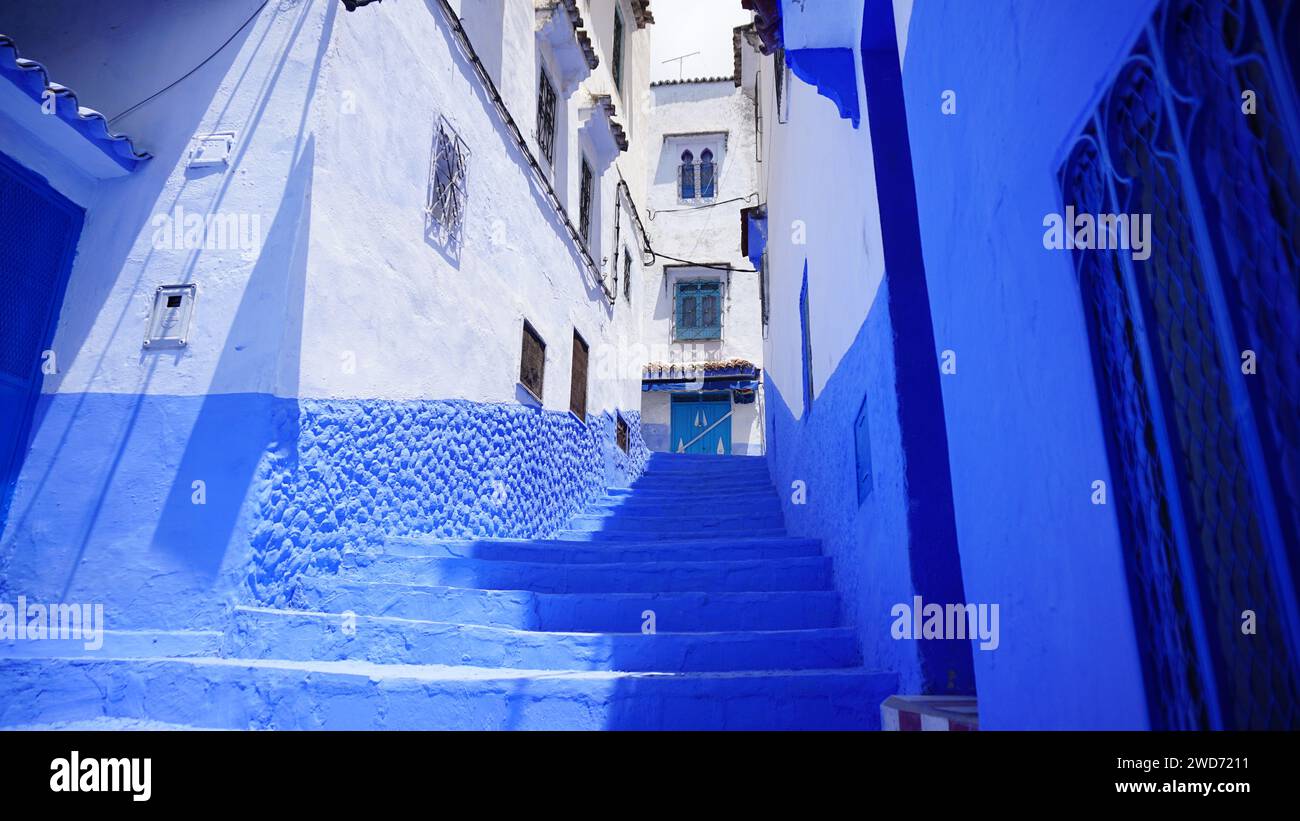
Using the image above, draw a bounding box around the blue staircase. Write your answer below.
[0,453,895,729]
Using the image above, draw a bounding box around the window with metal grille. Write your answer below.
[1061,0,1300,730]
[519,320,545,401]
[774,47,788,124]
[570,330,589,420]
[579,157,593,246]
[425,116,468,255]
[799,263,813,413]
[674,280,721,340]
[612,7,625,95]
[537,68,558,165]
[622,247,632,302]
[678,150,695,200]
[699,148,716,198]
[616,413,629,452]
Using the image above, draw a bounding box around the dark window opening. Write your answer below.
[520,320,545,401]
[537,68,558,165]
[166,295,183,308]
[679,150,695,200]
[622,247,633,301]
[612,7,625,95]
[699,148,716,198]
[570,330,589,420]
[579,158,594,245]
[616,413,629,452]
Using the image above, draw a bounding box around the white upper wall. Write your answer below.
[641,79,760,368]
[1,0,654,417]
[747,22,887,420]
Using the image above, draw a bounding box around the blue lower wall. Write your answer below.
[765,284,924,694]
[0,393,647,628]
[900,0,1155,728]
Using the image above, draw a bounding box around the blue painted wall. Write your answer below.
[765,282,925,693]
[0,394,648,629]
[900,0,1157,728]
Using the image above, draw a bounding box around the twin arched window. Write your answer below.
[679,148,717,200]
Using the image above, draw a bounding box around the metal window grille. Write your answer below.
[579,158,594,245]
[425,116,468,256]
[623,247,633,301]
[613,7,625,95]
[675,280,721,340]
[537,69,558,165]
[1060,0,1300,730]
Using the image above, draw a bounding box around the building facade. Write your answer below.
[637,71,764,456]
[740,0,1300,729]
[0,0,656,629]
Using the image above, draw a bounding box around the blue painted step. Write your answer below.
[340,554,832,593]
[554,526,789,541]
[294,579,845,632]
[0,657,897,730]
[382,534,821,563]
[565,513,784,533]
[225,607,861,672]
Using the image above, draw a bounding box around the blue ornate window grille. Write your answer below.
[1061,0,1300,729]
[675,280,721,340]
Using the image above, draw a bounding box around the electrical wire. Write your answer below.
[108,0,269,126]
[647,192,758,219]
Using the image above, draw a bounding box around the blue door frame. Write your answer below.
[0,150,84,531]
[670,393,732,454]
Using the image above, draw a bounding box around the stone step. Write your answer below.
[226,607,861,672]
[592,491,780,509]
[554,526,788,542]
[0,629,221,659]
[629,477,776,493]
[565,511,784,533]
[382,534,820,563]
[294,579,844,632]
[0,657,897,730]
[339,554,830,592]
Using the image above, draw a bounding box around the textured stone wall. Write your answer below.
[246,399,648,609]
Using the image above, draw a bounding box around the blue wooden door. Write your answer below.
[0,151,84,528]
[670,393,732,455]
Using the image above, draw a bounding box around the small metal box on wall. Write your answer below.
[143,283,197,349]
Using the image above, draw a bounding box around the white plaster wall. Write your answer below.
[753,42,886,420]
[639,78,764,454]
[3,0,654,419]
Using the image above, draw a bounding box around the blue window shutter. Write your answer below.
[676,281,721,340]
[854,394,873,503]
[799,262,813,412]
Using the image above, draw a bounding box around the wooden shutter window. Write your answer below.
[520,321,546,401]
[570,331,589,420]
[616,413,629,452]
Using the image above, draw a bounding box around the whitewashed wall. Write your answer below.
[639,78,763,454]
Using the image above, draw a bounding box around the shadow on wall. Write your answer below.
[149,136,316,580]
[0,1,331,629]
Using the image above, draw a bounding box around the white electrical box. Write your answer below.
[188,132,235,168]
[143,284,197,349]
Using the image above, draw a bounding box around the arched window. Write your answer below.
[699,148,716,198]
[679,150,696,200]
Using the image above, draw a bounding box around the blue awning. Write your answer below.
[643,378,760,393]
[0,35,149,174]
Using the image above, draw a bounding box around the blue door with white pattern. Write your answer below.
[670,393,732,455]
[0,151,83,529]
